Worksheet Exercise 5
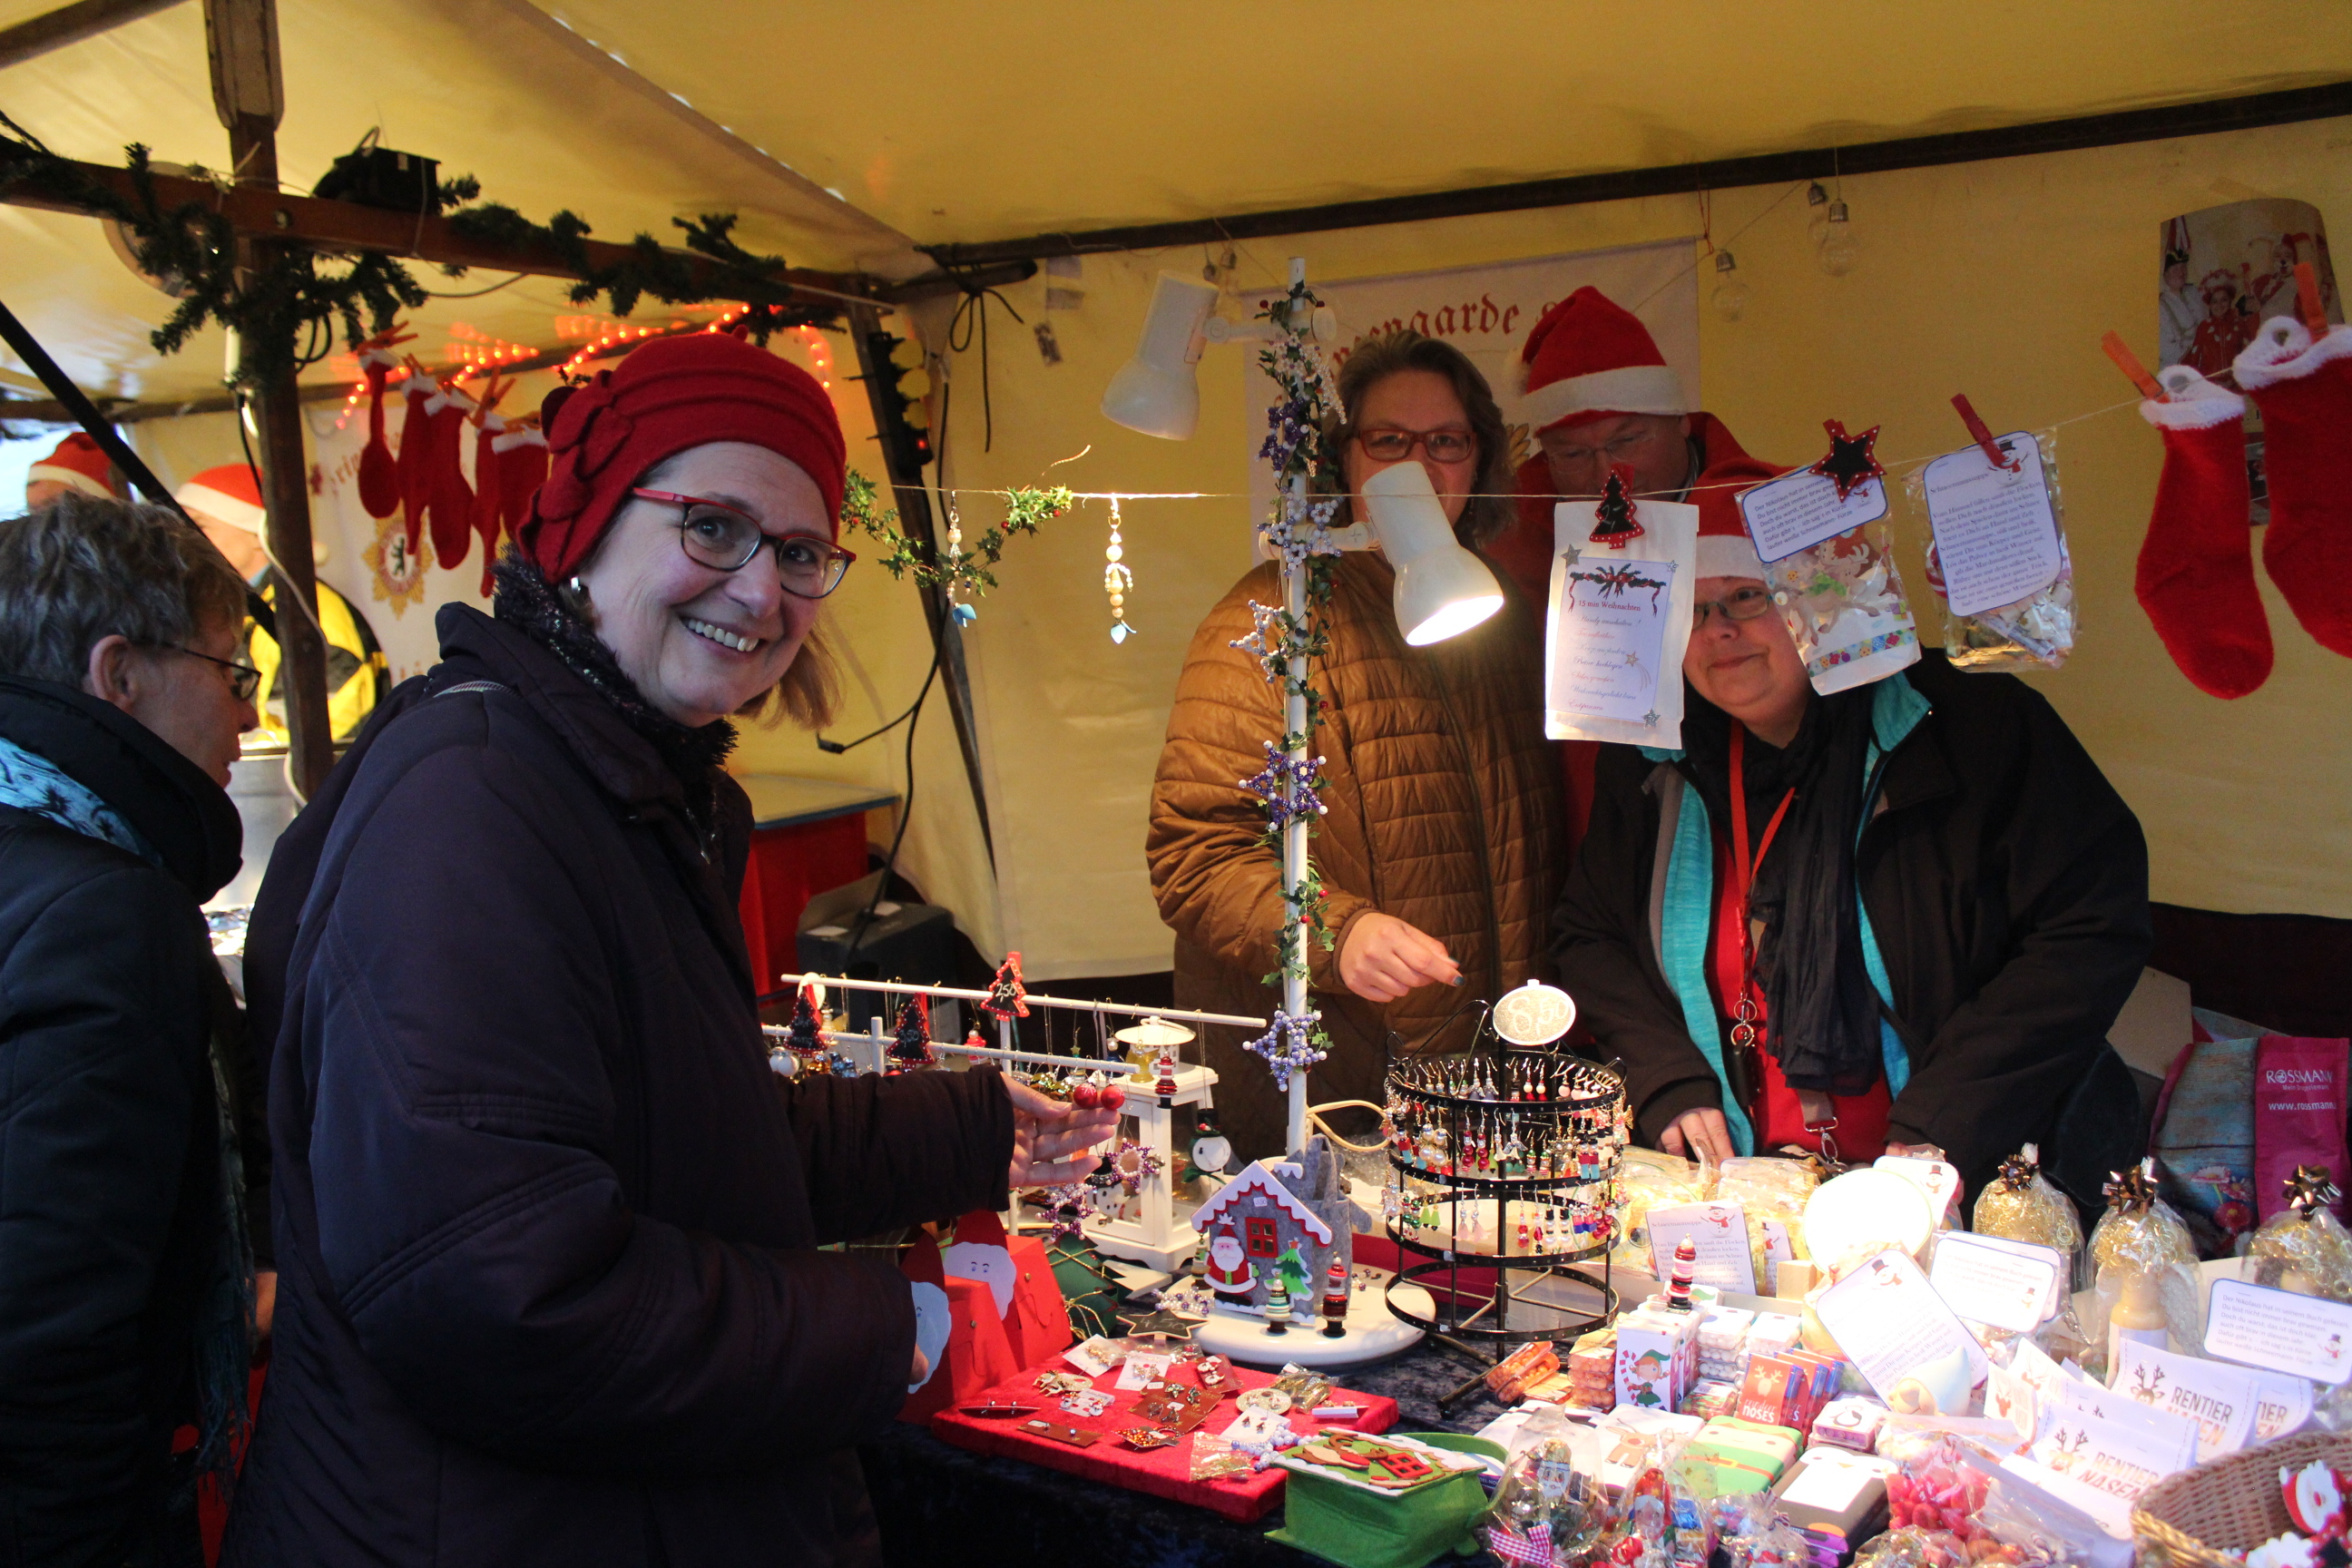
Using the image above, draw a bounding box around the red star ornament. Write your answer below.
[1810,418,1886,502]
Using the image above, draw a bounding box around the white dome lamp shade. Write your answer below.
[1358,463,1504,646]
[1101,271,1220,439]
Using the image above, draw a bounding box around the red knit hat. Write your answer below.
[1692,454,1781,580]
[28,432,122,499]
[177,464,267,534]
[1512,286,1688,435]
[518,332,848,583]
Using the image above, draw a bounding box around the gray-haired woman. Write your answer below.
[0,493,263,1564]
[1148,330,1566,1161]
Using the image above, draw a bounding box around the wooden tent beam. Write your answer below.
[923,80,2352,268]
[0,0,183,70]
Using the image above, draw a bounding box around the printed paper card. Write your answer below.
[2110,1339,2257,1460]
[1998,1453,2135,1542]
[1644,1200,1757,1293]
[1114,1350,1175,1391]
[2206,1279,2352,1384]
[2046,1377,2202,1466]
[2026,1406,2197,1530]
[2251,1368,2315,1442]
[2008,1338,2082,1404]
[1930,1233,2064,1334]
[1919,432,2063,616]
[1737,465,1888,564]
[1985,1358,2038,1442]
[1545,497,1696,749]
[1815,1248,1988,1399]
[1874,1154,1963,1225]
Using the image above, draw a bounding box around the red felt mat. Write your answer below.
[929,1350,1397,1523]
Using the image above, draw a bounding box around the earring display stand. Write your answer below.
[1381,1045,1627,1408]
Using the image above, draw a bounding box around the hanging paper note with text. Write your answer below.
[1920,432,2063,616]
[1545,497,1695,749]
[1737,467,1889,564]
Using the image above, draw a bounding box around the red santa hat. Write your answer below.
[27,432,122,499]
[1692,454,1782,581]
[1512,286,1688,435]
[176,464,268,534]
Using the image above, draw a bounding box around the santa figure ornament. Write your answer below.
[1204,1222,1257,1304]
[2286,1459,2350,1541]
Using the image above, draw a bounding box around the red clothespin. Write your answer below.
[2100,332,2167,402]
[1949,393,2019,472]
[2295,262,2330,338]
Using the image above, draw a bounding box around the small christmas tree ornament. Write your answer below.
[1810,418,1885,502]
[1103,495,1136,643]
[1588,466,1645,547]
[787,983,827,1054]
[888,996,936,1071]
[982,952,1030,1022]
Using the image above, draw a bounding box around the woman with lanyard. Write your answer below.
[1551,465,2151,1209]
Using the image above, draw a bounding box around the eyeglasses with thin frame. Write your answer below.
[154,643,263,701]
[1353,426,1476,464]
[630,488,857,599]
[1692,586,1776,629]
[1539,427,1669,467]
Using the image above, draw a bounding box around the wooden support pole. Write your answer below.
[0,0,183,70]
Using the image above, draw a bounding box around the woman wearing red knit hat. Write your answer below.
[225,334,1118,1565]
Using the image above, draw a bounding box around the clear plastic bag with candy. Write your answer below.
[1760,519,1921,696]
[2247,1166,2352,1302]
[1972,1144,2087,1291]
[2084,1159,2201,1378]
[1903,427,2076,672]
[1484,1432,1617,1568]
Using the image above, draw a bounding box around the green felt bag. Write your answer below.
[1266,1456,1488,1568]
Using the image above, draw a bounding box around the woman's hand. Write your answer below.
[1004,1077,1124,1187]
[1338,913,1460,1003]
[1659,1108,1735,1166]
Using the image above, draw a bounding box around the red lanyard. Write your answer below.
[1726,722,1797,1022]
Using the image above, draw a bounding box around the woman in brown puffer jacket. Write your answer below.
[1148,332,1566,1162]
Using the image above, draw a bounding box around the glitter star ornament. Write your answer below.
[1810,418,1886,502]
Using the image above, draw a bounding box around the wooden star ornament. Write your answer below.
[1810,419,1885,502]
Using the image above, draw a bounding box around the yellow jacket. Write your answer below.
[246,578,387,743]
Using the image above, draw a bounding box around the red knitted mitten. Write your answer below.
[2236,316,2352,659]
[2137,367,2271,699]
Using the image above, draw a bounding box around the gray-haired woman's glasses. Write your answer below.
[1692,586,1776,628]
[631,488,856,600]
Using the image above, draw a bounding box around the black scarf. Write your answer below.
[1680,682,1883,1096]
[489,555,737,837]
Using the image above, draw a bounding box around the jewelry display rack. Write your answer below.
[1381,1040,1627,1400]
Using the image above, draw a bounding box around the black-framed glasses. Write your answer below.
[1693,586,1777,628]
[156,643,262,701]
[1353,426,1476,464]
[631,488,857,600]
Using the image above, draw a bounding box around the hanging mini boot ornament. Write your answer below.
[423,377,479,570]
[1104,495,1136,642]
[942,498,976,626]
[354,322,414,520]
[2135,365,2273,697]
[2231,276,2352,659]
[394,363,436,554]
[495,414,550,548]
[466,374,514,597]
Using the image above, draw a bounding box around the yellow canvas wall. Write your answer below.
[846,114,2352,978]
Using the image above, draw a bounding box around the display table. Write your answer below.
[732,774,897,995]
[859,1338,1503,1568]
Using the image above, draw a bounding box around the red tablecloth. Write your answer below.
[929,1351,1398,1523]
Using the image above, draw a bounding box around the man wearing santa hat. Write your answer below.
[175,465,386,743]
[23,432,123,509]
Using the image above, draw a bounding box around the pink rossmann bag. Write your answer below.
[2254,1033,2352,1227]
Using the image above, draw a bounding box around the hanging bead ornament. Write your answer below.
[1240,741,1328,834]
[943,497,977,626]
[1104,496,1136,643]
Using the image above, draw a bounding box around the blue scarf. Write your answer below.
[0,731,160,863]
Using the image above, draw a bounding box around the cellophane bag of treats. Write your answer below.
[1902,428,2076,672]
[2084,1158,2201,1380]
[2246,1165,2352,1302]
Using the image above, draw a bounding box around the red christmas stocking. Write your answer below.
[356,348,402,519]
[394,374,434,554]
[423,384,477,571]
[2137,367,2272,699]
[2236,316,2352,658]
[470,414,505,596]
[495,423,549,546]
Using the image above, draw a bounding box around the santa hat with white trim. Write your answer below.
[1511,286,1688,434]
[1692,453,1783,581]
[175,464,267,534]
[27,432,122,499]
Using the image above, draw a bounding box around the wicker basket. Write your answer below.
[2133,1431,2352,1568]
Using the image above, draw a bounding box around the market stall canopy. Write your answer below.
[3,0,2350,402]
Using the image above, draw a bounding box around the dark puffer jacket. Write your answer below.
[0,677,245,1566]
[222,605,1013,1566]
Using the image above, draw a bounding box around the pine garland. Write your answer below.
[840,470,1073,597]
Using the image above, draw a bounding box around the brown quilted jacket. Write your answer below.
[1147,550,1565,1161]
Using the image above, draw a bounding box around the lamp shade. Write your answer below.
[1101,271,1219,439]
[1358,463,1504,646]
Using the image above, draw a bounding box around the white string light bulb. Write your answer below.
[1818,200,1861,277]
[1710,250,1749,322]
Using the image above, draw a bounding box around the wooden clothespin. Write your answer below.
[356,320,416,356]
[2100,331,2167,401]
[1949,393,2019,472]
[2294,261,2330,338]
[471,372,514,424]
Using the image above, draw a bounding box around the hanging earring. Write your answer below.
[1104,497,1135,643]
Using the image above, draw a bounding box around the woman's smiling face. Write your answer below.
[573,441,829,728]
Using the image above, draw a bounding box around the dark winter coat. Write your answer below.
[222,605,1014,1566]
[0,677,246,1566]
[1553,652,2151,1205]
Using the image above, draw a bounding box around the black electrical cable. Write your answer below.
[840,643,940,963]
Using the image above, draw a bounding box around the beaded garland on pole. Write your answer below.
[1227,270,1346,1121]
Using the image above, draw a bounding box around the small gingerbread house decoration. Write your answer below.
[1190,1138,1351,1318]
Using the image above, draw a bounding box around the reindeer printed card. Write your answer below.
[2109,1340,2256,1461]
[2025,1406,2196,1534]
